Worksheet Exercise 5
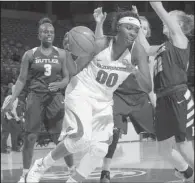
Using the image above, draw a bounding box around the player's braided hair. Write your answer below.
[38,17,53,33]
[169,10,194,36]
[39,17,53,27]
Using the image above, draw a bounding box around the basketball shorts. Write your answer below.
[155,89,194,142]
[63,91,114,145]
[25,92,65,134]
[113,93,155,135]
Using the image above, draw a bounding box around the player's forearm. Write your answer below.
[60,76,70,88]
[147,45,163,56]
[134,70,152,93]
[95,22,104,39]
[11,80,25,102]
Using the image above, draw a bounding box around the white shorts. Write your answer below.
[63,91,114,144]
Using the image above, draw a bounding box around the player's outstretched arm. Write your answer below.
[132,5,164,56]
[94,7,107,39]
[11,50,31,102]
[150,2,188,48]
[93,7,109,55]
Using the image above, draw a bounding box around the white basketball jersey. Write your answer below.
[67,39,134,102]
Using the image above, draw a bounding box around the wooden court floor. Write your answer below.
[1,141,185,183]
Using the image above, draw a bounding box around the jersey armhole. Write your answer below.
[27,47,37,67]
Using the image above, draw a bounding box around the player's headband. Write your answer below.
[118,17,141,28]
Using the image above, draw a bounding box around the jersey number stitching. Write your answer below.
[44,64,52,76]
[96,70,118,87]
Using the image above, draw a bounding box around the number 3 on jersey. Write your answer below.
[96,70,118,87]
[44,64,52,76]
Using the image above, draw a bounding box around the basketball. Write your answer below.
[68,26,95,57]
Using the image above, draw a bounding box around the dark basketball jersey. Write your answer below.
[114,60,148,106]
[28,47,63,93]
[153,41,190,93]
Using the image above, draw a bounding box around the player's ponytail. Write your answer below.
[184,14,194,36]
[169,10,194,36]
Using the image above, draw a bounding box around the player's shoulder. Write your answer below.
[53,46,66,57]
[95,35,113,54]
[132,39,146,56]
[22,47,37,60]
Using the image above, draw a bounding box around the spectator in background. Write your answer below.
[1,85,22,153]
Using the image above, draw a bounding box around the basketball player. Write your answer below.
[96,6,194,182]
[140,2,194,181]
[93,8,155,182]
[2,17,71,182]
[24,9,152,183]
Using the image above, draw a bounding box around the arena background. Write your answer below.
[1,1,194,103]
[1,1,194,140]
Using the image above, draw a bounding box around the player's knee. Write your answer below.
[63,136,91,154]
[24,133,37,148]
[90,142,109,158]
[50,133,60,144]
[113,128,120,143]
[158,142,172,158]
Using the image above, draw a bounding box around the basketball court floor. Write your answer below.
[1,134,185,183]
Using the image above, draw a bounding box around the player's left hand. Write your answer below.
[132,5,138,14]
[48,82,65,91]
[93,7,107,24]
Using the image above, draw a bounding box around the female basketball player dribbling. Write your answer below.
[93,8,156,182]
[24,9,152,183]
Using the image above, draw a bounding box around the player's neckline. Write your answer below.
[39,47,53,57]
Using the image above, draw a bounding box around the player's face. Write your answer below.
[39,23,55,45]
[141,20,148,38]
[118,23,140,45]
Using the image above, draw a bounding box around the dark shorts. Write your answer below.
[25,92,65,134]
[155,89,194,142]
[113,93,155,135]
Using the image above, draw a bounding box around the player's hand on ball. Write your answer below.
[63,32,70,51]
[93,7,107,24]
[48,82,65,91]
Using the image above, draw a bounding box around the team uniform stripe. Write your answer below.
[187,99,194,110]
[186,119,194,128]
[184,90,191,100]
[187,109,194,119]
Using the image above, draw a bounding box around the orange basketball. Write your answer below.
[68,26,95,57]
